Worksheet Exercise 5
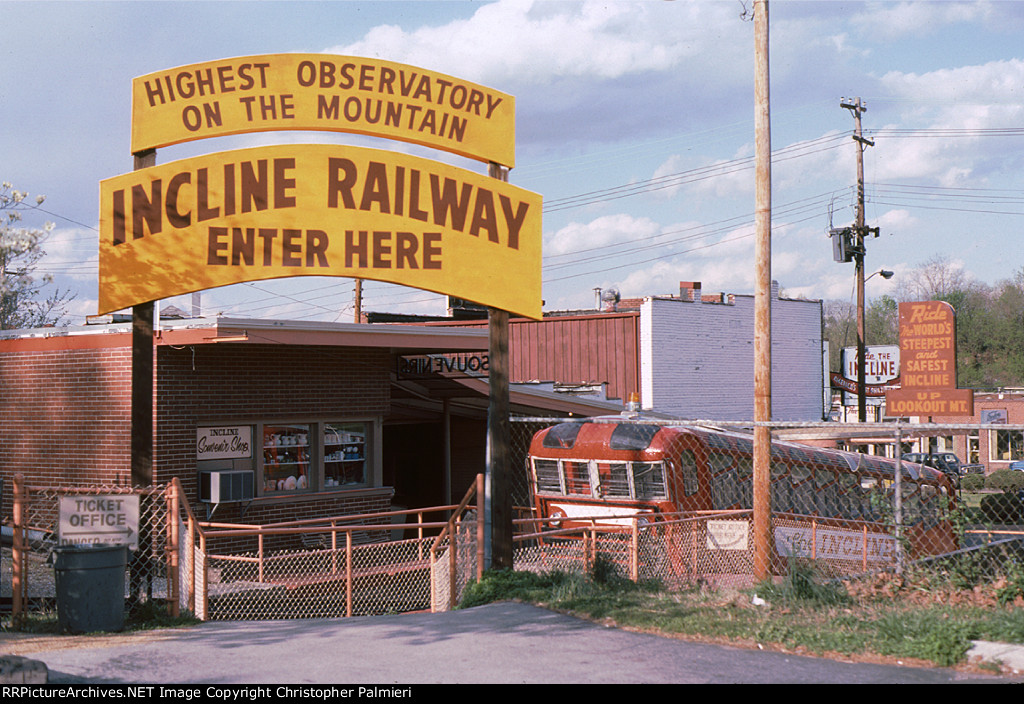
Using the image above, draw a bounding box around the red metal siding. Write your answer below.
[436,312,639,402]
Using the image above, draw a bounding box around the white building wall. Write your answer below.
[640,285,824,421]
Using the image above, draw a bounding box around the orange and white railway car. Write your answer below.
[528,419,959,562]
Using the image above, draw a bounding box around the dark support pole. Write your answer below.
[130,148,156,489]
[485,161,514,571]
[130,149,156,605]
[486,306,512,570]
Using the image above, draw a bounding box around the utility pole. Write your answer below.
[353,279,362,323]
[752,0,772,582]
[840,97,874,423]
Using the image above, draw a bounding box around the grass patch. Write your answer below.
[3,601,199,635]
[457,559,1024,671]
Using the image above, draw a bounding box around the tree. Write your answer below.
[0,182,74,329]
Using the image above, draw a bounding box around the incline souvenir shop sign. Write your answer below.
[100,54,541,319]
[131,54,516,168]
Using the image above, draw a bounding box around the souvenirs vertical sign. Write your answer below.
[885,301,973,416]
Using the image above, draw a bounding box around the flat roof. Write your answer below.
[0,317,489,353]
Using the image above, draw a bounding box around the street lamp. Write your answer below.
[857,268,895,421]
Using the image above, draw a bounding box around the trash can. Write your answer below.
[53,543,128,634]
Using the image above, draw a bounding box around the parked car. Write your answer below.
[901,452,962,485]
[1009,460,1024,472]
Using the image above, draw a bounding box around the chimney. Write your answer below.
[679,281,702,302]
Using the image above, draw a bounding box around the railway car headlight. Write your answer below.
[548,508,566,528]
[636,513,653,532]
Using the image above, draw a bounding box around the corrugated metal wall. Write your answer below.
[439,312,640,403]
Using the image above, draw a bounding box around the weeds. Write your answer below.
[456,556,1023,671]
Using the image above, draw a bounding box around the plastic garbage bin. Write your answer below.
[53,543,127,633]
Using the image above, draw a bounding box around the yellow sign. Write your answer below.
[98,144,542,319]
[131,54,516,167]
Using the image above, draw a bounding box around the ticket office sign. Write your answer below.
[131,54,516,167]
[58,495,140,550]
[98,144,542,319]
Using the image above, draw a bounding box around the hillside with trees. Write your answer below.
[823,256,1024,390]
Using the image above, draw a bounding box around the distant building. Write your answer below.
[422,280,826,422]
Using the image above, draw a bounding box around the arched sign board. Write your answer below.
[131,54,516,168]
[101,53,540,320]
[98,143,542,319]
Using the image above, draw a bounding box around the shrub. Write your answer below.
[986,469,1024,492]
[960,474,985,492]
[979,492,1024,525]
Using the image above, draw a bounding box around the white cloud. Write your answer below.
[330,0,736,87]
[544,212,662,257]
[851,0,994,41]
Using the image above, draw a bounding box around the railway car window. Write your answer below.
[711,461,741,509]
[542,423,583,449]
[736,457,753,509]
[634,462,669,500]
[532,459,562,494]
[901,481,921,525]
[790,464,814,515]
[598,462,632,498]
[838,473,862,520]
[610,423,660,451]
[919,484,938,527]
[675,450,699,497]
[815,469,838,518]
[564,460,592,496]
[771,463,792,514]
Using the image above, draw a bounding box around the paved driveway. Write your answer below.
[2,602,1009,684]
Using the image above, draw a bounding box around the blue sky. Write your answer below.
[4,0,1024,323]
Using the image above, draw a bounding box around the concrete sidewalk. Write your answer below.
[2,602,1020,684]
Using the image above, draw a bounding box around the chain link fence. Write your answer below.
[7,419,1023,624]
[508,416,1024,591]
[4,478,178,626]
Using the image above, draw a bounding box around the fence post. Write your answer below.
[187,512,196,615]
[630,519,639,582]
[200,531,208,620]
[12,474,25,627]
[167,483,180,618]
[258,534,265,583]
[345,531,353,617]
[449,517,459,611]
[475,473,485,581]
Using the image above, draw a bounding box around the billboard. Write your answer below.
[885,301,973,417]
[99,144,542,319]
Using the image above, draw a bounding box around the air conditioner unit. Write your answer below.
[199,469,254,503]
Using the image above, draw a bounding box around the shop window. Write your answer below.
[255,419,375,495]
[991,429,1024,461]
[263,424,312,493]
[323,421,368,488]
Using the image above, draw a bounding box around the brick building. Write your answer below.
[0,316,617,528]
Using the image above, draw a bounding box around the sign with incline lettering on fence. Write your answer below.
[131,54,516,167]
[98,144,542,319]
